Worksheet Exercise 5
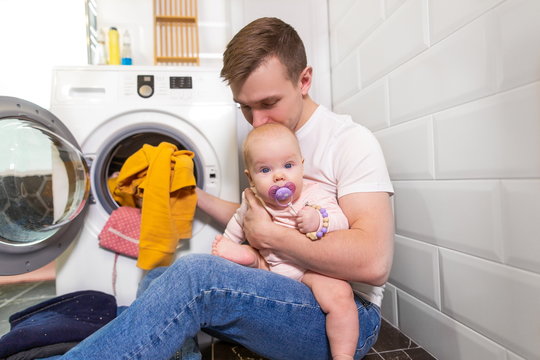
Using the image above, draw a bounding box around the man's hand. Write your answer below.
[242,188,274,249]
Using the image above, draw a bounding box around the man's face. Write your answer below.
[231,57,308,131]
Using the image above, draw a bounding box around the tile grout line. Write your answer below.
[0,281,43,309]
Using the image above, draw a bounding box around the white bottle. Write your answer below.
[121,30,133,65]
[95,29,108,65]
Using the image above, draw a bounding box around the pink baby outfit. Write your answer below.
[224,179,349,280]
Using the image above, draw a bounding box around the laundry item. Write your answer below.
[99,206,141,258]
[0,290,116,359]
[112,142,197,270]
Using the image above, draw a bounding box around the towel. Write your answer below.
[0,290,116,358]
[113,142,197,270]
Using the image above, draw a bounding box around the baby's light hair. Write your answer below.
[242,124,300,170]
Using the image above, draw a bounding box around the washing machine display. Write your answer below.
[51,66,240,305]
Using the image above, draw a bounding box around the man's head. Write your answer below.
[221,18,315,131]
[243,123,304,208]
[221,17,307,86]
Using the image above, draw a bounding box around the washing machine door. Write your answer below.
[0,96,90,275]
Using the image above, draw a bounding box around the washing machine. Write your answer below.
[0,66,239,305]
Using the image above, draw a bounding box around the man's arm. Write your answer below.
[242,189,394,285]
[195,187,240,228]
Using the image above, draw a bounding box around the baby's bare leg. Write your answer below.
[302,271,358,360]
[212,234,268,270]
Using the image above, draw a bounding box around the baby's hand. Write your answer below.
[297,206,320,233]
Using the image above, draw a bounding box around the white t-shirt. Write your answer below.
[296,105,394,307]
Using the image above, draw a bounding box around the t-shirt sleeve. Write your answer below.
[334,125,394,198]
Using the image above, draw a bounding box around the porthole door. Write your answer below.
[0,97,90,275]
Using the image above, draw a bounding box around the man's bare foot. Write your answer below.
[212,235,259,267]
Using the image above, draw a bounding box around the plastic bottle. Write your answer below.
[108,27,120,65]
[95,29,108,65]
[121,30,133,65]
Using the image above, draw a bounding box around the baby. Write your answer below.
[212,123,358,360]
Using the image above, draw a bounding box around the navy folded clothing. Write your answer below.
[0,290,116,358]
[5,342,78,360]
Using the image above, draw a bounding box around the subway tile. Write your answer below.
[376,116,434,180]
[327,0,355,28]
[359,0,428,87]
[381,283,398,327]
[331,51,361,104]
[506,350,528,360]
[439,249,540,360]
[500,180,540,274]
[393,180,503,262]
[397,290,507,360]
[389,236,440,309]
[429,0,504,44]
[334,79,388,132]
[498,0,540,91]
[434,82,540,179]
[330,0,383,65]
[388,14,497,124]
[384,0,407,19]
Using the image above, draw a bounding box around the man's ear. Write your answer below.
[299,66,313,96]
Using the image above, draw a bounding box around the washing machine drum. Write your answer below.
[0,96,90,275]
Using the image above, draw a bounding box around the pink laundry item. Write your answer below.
[99,207,141,259]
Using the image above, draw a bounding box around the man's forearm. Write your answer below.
[195,187,240,227]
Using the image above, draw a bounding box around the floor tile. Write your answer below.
[373,319,417,352]
[404,347,437,360]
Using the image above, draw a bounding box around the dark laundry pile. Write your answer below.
[0,290,116,359]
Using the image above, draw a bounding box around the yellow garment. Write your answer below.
[114,142,197,270]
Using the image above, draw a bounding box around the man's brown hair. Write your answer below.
[221,17,307,86]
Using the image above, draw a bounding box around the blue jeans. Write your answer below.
[61,254,381,359]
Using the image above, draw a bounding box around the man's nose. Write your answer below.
[252,110,270,127]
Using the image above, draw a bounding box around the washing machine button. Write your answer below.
[138,84,154,98]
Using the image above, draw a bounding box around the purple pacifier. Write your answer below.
[268,182,296,207]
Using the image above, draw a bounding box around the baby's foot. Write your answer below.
[212,235,258,267]
[332,355,353,360]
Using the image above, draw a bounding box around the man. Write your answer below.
[61,17,394,360]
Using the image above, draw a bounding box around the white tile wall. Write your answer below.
[501,180,540,273]
[498,0,540,91]
[440,249,540,360]
[358,0,428,87]
[429,0,504,44]
[334,79,388,131]
[389,235,440,309]
[376,116,434,179]
[434,82,540,179]
[388,14,498,124]
[328,0,540,357]
[330,0,383,66]
[380,282,398,326]
[398,290,508,360]
[393,180,504,262]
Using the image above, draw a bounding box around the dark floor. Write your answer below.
[204,318,437,360]
[1,280,436,359]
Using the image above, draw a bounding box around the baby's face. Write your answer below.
[245,135,304,208]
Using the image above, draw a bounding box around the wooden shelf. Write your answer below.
[153,0,199,66]
[155,15,196,23]
[155,56,199,63]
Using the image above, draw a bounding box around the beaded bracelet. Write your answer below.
[305,203,329,240]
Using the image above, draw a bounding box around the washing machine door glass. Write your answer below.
[0,96,90,275]
[0,119,89,243]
